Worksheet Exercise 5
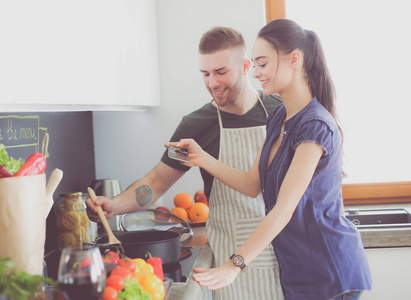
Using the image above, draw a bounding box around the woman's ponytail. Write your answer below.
[303,29,336,119]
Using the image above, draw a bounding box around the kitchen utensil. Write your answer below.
[96,209,193,265]
[89,179,122,231]
[120,209,193,245]
[44,168,63,219]
[96,230,183,265]
[87,187,124,253]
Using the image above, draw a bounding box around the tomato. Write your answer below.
[133,258,154,273]
[118,257,136,273]
[102,286,118,300]
[133,271,165,300]
[104,251,120,264]
[79,255,93,269]
[106,274,125,291]
[103,257,113,263]
[57,291,65,300]
[110,266,132,279]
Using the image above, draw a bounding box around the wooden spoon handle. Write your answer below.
[88,187,118,243]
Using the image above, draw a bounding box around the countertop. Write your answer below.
[345,204,411,248]
[168,226,213,300]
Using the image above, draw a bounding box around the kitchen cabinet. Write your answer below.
[361,247,411,299]
[0,1,160,109]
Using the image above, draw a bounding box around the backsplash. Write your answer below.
[0,111,96,253]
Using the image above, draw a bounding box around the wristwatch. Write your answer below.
[230,254,247,272]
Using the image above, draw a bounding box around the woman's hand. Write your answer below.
[192,261,241,290]
[165,139,206,168]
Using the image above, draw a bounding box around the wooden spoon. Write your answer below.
[88,187,124,253]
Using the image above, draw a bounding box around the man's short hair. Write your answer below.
[199,27,245,54]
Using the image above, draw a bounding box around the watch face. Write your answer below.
[232,255,244,267]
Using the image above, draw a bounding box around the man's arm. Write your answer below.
[86,161,186,221]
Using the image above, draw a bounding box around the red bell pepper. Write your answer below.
[146,253,164,281]
[14,153,47,177]
[0,165,13,178]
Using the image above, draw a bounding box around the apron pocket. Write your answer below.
[235,217,279,269]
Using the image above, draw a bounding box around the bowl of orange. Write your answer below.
[170,192,209,227]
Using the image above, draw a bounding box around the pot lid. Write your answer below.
[119,209,193,246]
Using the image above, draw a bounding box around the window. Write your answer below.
[266,0,411,204]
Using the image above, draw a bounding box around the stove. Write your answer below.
[44,245,201,285]
[163,246,201,283]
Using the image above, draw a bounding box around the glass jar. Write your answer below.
[55,192,94,248]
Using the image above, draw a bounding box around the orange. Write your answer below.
[188,202,209,222]
[170,206,188,222]
[174,193,193,209]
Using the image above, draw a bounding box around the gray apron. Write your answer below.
[206,94,284,300]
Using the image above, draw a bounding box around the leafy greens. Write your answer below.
[117,278,151,300]
[0,144,23,175]
[0,257,56,300]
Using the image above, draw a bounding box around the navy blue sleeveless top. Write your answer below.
[259,98,371,299]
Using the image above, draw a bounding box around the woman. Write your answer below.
[168,19,371,299]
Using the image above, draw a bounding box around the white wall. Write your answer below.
[93,0,267,208]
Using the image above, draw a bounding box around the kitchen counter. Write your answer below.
[359,227,411,248]
[168,226,213,300]
[345,204,411,248]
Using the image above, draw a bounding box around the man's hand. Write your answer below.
[86,195,115,222]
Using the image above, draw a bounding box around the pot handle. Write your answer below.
[119,209,194,246]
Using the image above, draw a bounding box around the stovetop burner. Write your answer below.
[163,247,201,283]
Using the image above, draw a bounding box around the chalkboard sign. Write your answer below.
[0,114,48,160]
[0,111,96,256]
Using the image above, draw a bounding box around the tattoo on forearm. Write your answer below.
[135,185,152,207]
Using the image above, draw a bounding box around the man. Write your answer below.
[87,27,283,299]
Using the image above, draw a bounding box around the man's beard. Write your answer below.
[210,73,242,107]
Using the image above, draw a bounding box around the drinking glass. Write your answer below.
[58,245,106,300]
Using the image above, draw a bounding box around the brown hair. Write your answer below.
[259,19,346,176]
[258,19,337,119]
[199,27,245,54]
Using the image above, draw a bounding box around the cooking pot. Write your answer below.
[95,209,193,265]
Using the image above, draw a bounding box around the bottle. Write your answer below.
[55,192,94,248]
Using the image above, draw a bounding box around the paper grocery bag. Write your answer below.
[0,174,46,275]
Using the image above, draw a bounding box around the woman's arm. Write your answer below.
[167,139,263,198]
[192,142,324,289]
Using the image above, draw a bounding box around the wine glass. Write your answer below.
[58,245,106,300]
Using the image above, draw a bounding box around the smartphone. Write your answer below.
[168,145,189,162]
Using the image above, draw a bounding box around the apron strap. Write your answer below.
[216,91,268,129]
